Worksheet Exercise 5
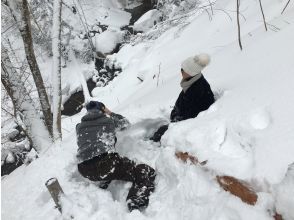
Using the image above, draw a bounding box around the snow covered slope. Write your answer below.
[2,0,294,219]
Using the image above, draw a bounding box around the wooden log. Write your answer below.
[216,175,258,205]
[175,151,207,165]
[175,151,258,205]
[45,178,64,213]
[273,212,283,220]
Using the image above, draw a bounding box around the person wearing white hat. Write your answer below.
[151,53,215,142]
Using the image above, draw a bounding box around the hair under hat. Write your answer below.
[86,101,104,111]
[181,53,210,77]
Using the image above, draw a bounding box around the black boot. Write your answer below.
[150,124,169,142]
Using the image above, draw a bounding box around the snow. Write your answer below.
[94,29,124,53]
[64,0,131,28]
[134,9,162,32]
[275,163,294,220]
[248,108,271,130]
[2,0,294,219]
[51,0,62,140]
[5,152,15,163]
[45,177,59,186]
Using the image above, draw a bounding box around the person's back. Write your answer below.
[76,109,116,163]
[76,101,156,212]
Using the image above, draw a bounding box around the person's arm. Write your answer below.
[170,105,183,122]
[103,107,130,130]
[170,93,184,122]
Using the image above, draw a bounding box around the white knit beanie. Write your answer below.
[181,53,211,77]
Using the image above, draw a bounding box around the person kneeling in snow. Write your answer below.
[76,101,156,212]
[151,53,215,142]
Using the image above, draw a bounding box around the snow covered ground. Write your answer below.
[2,0,294,219]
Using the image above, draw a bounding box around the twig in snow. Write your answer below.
[208,0,214,15]
[236,0,243,50]
[266,23,280,32]
[137,77,144,82]
[258,0,267,31]
[204,9,212,21]
[157,63,161,87]
[281,0,291,14]
[214,8,233,21]
[225,8,246,21]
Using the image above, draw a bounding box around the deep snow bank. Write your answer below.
[2,0,294,219]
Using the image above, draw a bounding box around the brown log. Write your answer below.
[216,175,258,205]
[273,212,283,220]
[45,178,64,213]
[175,151,258,205]
[175,151,207,165]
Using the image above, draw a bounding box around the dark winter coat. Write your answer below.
[170,75,215,122]
[76,110,129,163]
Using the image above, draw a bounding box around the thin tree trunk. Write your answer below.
[6,0,53,137]
[237,0,243,50]
[74,1,96,54]
[1,44,51,152]
[258,0,267,31]
[52,0,63,141]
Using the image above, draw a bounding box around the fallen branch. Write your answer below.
[175,151,207,165]
[216,175,257,205]
[175,151,257,205]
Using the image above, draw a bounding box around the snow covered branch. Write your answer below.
[1,44,52,152]
[51,0,63,142]
[6,0,53,137]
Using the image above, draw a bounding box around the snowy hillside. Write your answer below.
[2,0,294,220]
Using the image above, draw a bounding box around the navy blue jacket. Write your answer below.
[170,75,215,122]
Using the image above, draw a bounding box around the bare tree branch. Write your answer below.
[258,0,267,31]
[236,0,243,50]
[6,0,53,137]
[2,44,51,151]
[281,0,291,14]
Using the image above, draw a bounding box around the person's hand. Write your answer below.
[103,106,112,115]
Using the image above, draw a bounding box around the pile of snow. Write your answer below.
[2,0,294,219]
[63,0,131,28]
[134,9,163,32]
[275,163,294,220]
[1,120,30,165]
[94,29,124,53]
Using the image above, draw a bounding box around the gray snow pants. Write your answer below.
[78,153,156,212]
